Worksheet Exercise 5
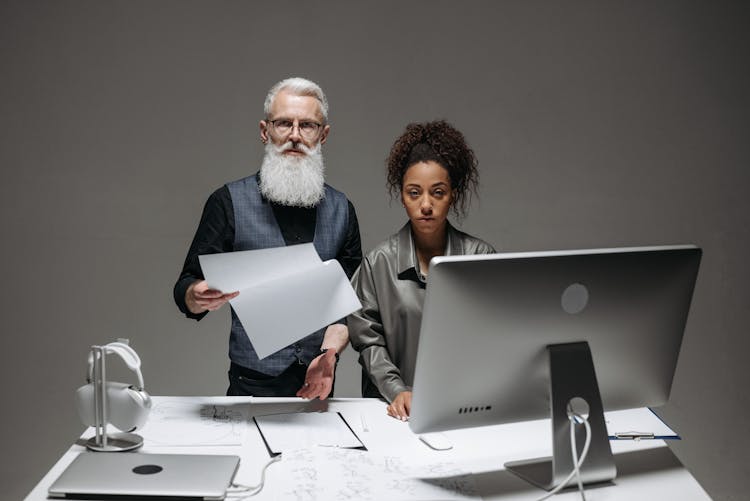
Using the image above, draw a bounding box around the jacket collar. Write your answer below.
[396,221,460,279]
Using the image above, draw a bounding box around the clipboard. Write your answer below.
[254,411,366,455]
[606,408,680,440]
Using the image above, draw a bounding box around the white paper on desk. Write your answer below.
[254,412,364,454]
[199,244,361,359]
[137,401,248,446]
[270,447,480,501]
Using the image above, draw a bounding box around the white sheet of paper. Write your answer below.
[199,245,361,359]
[137,401,248,446]
[269,447,480,501]
[229,259,360,358]
[199,244,322,292]
[254,412,364,453]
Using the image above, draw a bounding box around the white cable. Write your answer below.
[569,414,586,501]
[225,454,282,498]
[535,413,591,501]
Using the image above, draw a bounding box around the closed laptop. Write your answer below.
[48,452,240,500]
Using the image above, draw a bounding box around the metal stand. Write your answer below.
[505,342,616,490]
[85,345,143,452]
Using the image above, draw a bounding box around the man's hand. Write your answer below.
[296,349,337,400]
[387,391,412,421]
[185,280,239,315]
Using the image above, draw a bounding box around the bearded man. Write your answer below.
[174,77,362,399]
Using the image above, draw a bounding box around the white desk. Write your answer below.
[26,396,710,500]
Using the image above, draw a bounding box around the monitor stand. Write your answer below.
[505,341,616,490]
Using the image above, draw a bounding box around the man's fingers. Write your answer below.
[315,381,332,401]
[199,293,239,311]
[196,289,238,300]
[201,299,223,311]
[296,381,317,399]
[296,379,333,400]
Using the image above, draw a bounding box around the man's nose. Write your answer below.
[289,122,302,142]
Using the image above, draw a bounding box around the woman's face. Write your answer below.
[401,161,453,236]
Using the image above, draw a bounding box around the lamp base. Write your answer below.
[85,432,143,452]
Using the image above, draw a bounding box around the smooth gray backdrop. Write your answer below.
[2,1,748,499]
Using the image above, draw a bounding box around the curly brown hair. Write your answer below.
[386,120,479,218]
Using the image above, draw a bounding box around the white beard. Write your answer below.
[259,141,326,207]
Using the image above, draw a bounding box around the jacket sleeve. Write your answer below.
[173,187,234,320]
[348,257,409,402]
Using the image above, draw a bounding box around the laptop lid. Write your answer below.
[48,452,240,500]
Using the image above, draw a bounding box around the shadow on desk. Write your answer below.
[614,446,684,476]
[243,398,330,415]
[473,446,684,498]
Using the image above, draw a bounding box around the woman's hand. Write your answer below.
[387,391,412,421]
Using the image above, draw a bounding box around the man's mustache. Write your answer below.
[272,140,314,155]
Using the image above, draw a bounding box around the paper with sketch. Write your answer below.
[269,447,480,500]
[138,401,248,446]
[254,412,364,454]
[199,244,361,358]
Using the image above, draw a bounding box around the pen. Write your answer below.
[360,413,369,432]
[614,431,655,440]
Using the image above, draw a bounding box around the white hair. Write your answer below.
[259,141,326,207]
[263,77,329,121]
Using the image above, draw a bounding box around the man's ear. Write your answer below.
[319,124,331,145]
[259,120,269,144]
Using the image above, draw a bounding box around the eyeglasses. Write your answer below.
[266,119,323,140]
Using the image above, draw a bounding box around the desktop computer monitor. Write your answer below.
[409,245,701,490]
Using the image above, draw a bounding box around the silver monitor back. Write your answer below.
[409,245,701,435]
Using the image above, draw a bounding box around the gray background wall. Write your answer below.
[2,1,748,499]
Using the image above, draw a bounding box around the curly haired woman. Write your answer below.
[348,120,496,420]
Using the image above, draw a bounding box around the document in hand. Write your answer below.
[199,244,361,358]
